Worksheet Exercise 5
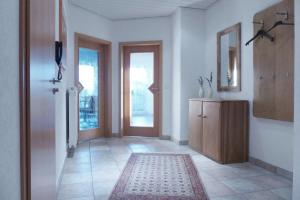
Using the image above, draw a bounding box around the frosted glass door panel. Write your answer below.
[79,48,100,131]
[129,52,154,127]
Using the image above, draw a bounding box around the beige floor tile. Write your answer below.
[61,172,92,185]
[222,178,268,193]
[226,164,271,178]
[270,187,293,200]
[58,137,294,200]
[210,195,245,200]
[57,182,93,199]
[248,175,292,189]
[203,180,236,198]
[203,167,241,181]
[66,155,91,164]
[243,190,285,200]
[93,181,116,198]
[58,196,94,200]
[63,163,91,174]
[92,169,121,183]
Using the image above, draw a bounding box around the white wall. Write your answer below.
[0,0,21,199]
[172,9,183,141]
[293,0,300,198]
[204,0,294,171]
[67,4,112,88]
[112,17,173,136]
[171,8,206,142]
[180,8,206,141]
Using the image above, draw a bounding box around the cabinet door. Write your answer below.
[203,102,221,162]
[188,100,203,152]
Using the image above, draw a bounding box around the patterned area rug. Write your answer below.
[109,153,208,200]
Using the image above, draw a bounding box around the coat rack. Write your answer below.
[252,0,295,122]
[245,12,294,46]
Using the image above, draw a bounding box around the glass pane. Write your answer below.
[130,52,154,127]
[79,48,100,131]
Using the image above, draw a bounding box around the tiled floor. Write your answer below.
[57,137,293,200]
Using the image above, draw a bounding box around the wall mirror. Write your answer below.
[217,23,241,92]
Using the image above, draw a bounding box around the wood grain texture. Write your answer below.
[221,101,249,163]
[74,33,112,140]
[217,23,241,92]
[253,0,294,122]
[60,0,67,66]
[20,0,29,199]
[188,99,249,164]
[123,44,161,137]
[188,100,203,152]
[119,41,163,138]
[202,101,221,162]
[28,0,56,199]
[78,40,106,140]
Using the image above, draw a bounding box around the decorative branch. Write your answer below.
[197,76,204,87]
[206,72,213,88]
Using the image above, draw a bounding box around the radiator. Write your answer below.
[67,87,78,153]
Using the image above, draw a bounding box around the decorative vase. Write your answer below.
[207,87,213,98]
[198,86,204,98]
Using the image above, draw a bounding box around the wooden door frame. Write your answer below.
[119,41,163,138]
[20,0,29,199]
[74,33,112,141]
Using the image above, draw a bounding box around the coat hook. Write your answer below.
[253,20,264,29]
[276,11,288,21]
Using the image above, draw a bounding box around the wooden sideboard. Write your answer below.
[188,99,249,164]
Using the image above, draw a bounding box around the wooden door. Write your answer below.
[77,40,106,141]
[188,100,203,152]
[202,102,221,162]
[29,0,56,199]
[123,45,161,137]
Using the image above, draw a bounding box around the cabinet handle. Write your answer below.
[202,116,207,119]
[197,114,202,118]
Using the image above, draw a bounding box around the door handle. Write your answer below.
[52,88,59,94]
[50,78,61,85]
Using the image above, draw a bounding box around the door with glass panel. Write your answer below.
[123,45,160,137]
[77,41,105,140]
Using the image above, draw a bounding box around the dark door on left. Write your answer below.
[29,0,56,199]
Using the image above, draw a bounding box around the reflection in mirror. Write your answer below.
[217,23,241,92]
[221,32,237,87]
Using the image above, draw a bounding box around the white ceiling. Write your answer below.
[69,0,217,20]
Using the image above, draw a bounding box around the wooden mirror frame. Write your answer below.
[217,23,241,92]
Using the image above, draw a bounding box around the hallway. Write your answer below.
[58,137,292,200]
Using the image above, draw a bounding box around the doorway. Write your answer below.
[121,42,162,137]
[75,33,112,141]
